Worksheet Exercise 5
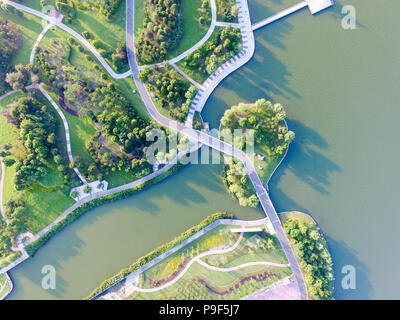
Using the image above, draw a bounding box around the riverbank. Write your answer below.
[85,211,234,299]
[279,211,334,300]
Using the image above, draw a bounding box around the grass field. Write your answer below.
[166,0,211,60]
[0,90,74,234]
[0,8,43,66]
[131,261,291,300]
[21,0,128,72]
[0,274,10,299]
[120,223,292,300]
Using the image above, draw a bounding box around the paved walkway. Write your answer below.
[0,90,18,102]
[251,1,308,31]
[116,233,244,296]
[94,217,271,299]
[197,259,290,272]
[126,0,307,300]
[0,158,6,223]
[0,272,13,300]
[27,84,87,184]
[29,21,55,65]
[185,0,255,127]
[4,0,132,79]
[2,0,310,300]
[171,63,204,90]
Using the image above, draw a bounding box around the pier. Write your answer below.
[252,0,334,31]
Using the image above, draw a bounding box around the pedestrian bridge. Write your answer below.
[252,0,334,31]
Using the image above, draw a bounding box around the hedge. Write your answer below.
[84,211,233,300]
[25,163,186,257]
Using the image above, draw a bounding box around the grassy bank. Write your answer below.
[25,163,187,258]
[84,211,233,299]
[280,211,334,300]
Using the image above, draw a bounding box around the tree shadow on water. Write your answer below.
[327,236,372,299]
[271,119,341,197]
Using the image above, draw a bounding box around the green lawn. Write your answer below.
[0,90,74,234]
[166,0,211,60]
[134,0,144,38]
[19,0,128,72]
[131,261,291,300]
[0,274,10,299]
[125,223,291,300]
[0,8,43,66]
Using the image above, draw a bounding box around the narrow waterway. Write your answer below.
[7,0,400,300]
[8,156,264,299]
[203,0,400,299]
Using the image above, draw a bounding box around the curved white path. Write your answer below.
[1,0,312,300]
[197,259,289,272]
[29,22,54,65]
[3,0,132,79]
[0,158,5,223]
[128,233,244,294]
[26,84,87,184]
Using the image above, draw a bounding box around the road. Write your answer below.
[3,0,132,79]
[2,0,308,300]
[126,0,307,300]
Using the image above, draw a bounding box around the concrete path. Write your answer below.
[26,84,87,184]
[0,272,13,300]
[0,90,18,102]
[251,1,308,31]
[124,233,244,294]
[1,0,309,300]
[197,259,290,272]
[185,0,255,127]
[3,0,132,79]
[29,22,54,65]
[0,158,6,223]
[126,0,307,300]
[171,63,204,90]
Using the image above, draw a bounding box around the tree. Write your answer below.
[6,64,30,91]
[3,158,15,167]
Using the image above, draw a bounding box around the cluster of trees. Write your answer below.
[198,0,211,26]
[182,26,242,77]
[74,0,123,19]
[216,0,238,22]
[0,2,24,17]
[135,0,183,64]
[222,160,259,207]
[84,85,154,180]
[80,31,128,72]
[5,64,32,91]
[283,218,334,299]
[221,99,295,158]
[34,37,156,180]
[139,64,197,122]
[7,97,59,190]
[55,0,77,23]
[0,199,26,258]
[0,17,22,94]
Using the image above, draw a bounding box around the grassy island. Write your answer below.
[280,211,334,300]
[220,99,295,207]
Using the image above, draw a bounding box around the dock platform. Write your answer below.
[251,0,334,31]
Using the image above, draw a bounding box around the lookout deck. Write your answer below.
[251,0,334,31]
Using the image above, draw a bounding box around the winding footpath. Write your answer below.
[0,158,5,223]
[0,0,321,300]
[3,0,132,79]
[126,0,307,300]
[26,84,87,184]
[124,233,245,295]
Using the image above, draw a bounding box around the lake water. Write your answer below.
[8,0,400,299]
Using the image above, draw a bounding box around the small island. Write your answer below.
[220,99,295,207]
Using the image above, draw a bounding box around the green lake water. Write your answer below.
[8,0,400,299]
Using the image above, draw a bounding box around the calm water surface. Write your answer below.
[9,0,400,299]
